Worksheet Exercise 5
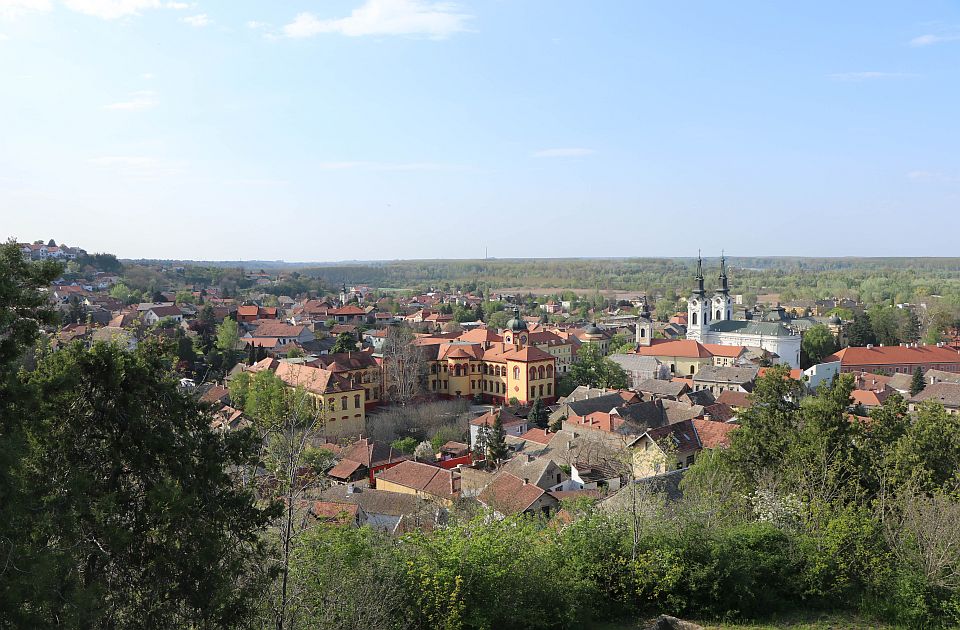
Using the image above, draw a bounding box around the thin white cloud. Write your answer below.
[828,71,918,82]
[180,12,208,27]
[246,19,268,29]
[532,148,596,158]
[88,155,184,179]
[907,171,959,183]
[283,0,471,39]
[56,0,187,19]
[0,33,8,40]
[104,89,157,111]
[316,161,462,171]
[142,72,154,79]
[0,0,52,18]
[910,33,960,47]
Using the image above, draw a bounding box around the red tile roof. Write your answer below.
[478,472,552,514]
[827,345,960,367]
[692,418,736,448]
[377,461,460,501]
[635,339,712,359]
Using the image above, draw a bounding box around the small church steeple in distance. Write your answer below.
[694,250,705,297]
[717,251,729,295]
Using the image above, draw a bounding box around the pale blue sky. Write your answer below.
[2,1,959,260]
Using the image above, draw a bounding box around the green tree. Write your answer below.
[801,324,839,368]
[568,343,628,390]
[487,412,509,465]
[910,367,925,396]
[18,340,277,626]
[392,436,419,454]
[109,281,134,304]
[0,241,61,620]
[528,397,548,429]
[847,312,876,347]
[216,317,239,353]
[331,332,358,354]
[486,310,510,330]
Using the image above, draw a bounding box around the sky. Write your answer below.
[2,0,960,261]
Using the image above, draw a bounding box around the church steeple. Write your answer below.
[718,252,729,295]
[693,251,705,297]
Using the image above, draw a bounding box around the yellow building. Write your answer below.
[417,309,559,404]
[246,358,367,438]
[309,350,383,409]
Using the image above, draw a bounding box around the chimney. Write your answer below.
[523,477,529,485]
[347,483,355,495]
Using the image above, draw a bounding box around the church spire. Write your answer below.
[694,251,705,296]
[718,251,729,294]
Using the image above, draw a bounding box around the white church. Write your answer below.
[685,256,802,369]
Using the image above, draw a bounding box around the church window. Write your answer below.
[715,310,721,320]
[639,328,646,338]
[513,366,520,379]
[692,313,697,325]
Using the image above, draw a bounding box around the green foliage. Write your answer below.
[391,436,419,453]
[331,332,358,354]
[488,413,509,464]
[910,367,925,396]
[801,324,839,368]
[568,343,628,390]
[847,312,876,347]
[11,341,277,626]
[216,317,239,352]
[528,397,548,429]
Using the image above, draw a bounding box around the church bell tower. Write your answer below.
[711,253,733,322]
[687,253,709,342]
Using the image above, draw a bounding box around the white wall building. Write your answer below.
[686,256,802,369]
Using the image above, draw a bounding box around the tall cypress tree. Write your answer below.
[487,410,509,465]
[910,367,926,396]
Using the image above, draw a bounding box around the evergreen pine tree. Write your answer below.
[529,397,548,429]
[910,367,926,396]
[487,411,509,465]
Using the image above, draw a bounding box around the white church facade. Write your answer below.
[685,256,802,369]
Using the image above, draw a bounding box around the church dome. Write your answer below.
[828,314,842,325]
[583,323,603,336]
[506,307,527,332]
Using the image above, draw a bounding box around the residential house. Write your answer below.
[141,305,183,325]
[477,472,559,517]
[608,353,667,387]
[328,437,408,486]
[375,461,461,507]
[632,419,702,478]
[909,382,960,415]
[692,365,759,395]
[469,408,529,448]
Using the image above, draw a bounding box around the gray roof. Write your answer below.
[632,378,689,398]
[693,365,760,385]
[608,353,661,372]
[708,319,798,337]
[565,393,627,418]
[910,382,960,408]
[613,401,668,431]
[320,485,421,517]
[926,369,960,385]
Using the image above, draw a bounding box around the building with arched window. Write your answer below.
[420,333,557,406]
